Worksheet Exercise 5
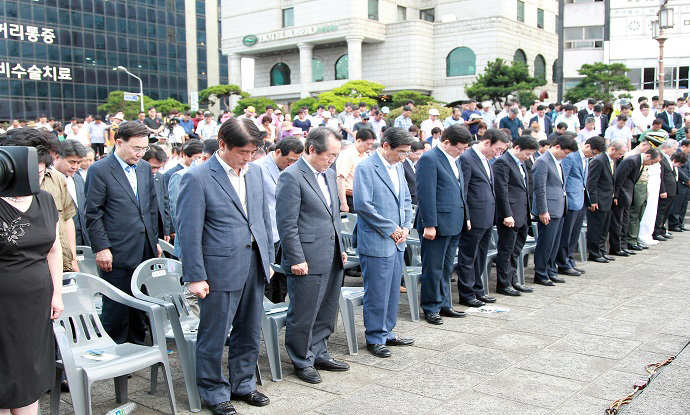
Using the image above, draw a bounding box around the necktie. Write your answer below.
[610,159,614,175]
[519,162,526,187]
[125,165,138,201]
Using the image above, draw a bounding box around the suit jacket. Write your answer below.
[561,150,588,211]
[84,154,158,269]
[492,152,530,228]
[276,157,344,275]
[657,111,683,134]
[460,148,495,229]
[414,146,468,236]
[677,151,690,188]
[353,151,413,257]
[402,158,417,205]
[577,108,594,128]
[613,153,643,207]
[71,172,90,246]
[530,115,553,136]
[252,153,281,243]
[152,172,171,238]
[659,156,678,197]
[593,114,609,136]
[531,150,567,218]
[586,153,615,212]
[524,153,536,205]
[177,155,273,291]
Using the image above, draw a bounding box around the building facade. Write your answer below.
[0,0,227,121]
[222,0,559,106]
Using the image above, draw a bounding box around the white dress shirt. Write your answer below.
[215,153,248,214]
[66,176,77,207]
[302,156,331,208]
[439,145,460,180]
[378,150,399,195]
[472,145,491,178]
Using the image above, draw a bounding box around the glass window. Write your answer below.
[420,8,434,22]
[106,16,116,32]
[517,0,524,22]
[679,66,689,90]
[46,7,58,24]
[552,59,558,83]
[35,43,47,61]
[282,8,293,28]
[270,62,291,86]
[83,0,93,12]
[19,4,31,20]
[537,8,544,29]
[5,2,18,18]
[21,42,34,59]
[397,6,406,22]
[72,31,83,47]
[643,67,655,90]
[74,84,85,100]
[446,47,476,77]
[72,47,83,63]
[312,58,324,82]
[564,26,604,49]
[335,55,348,80]
[627,68,642,90]
[513,49,527,66]
[62,83,74,99]
[95,34,105,50]
[0,80,8,96]
[23,81,36,98]
[534,54,546,80]
[9,80,22,96]
[71,11,82,26]
[95,14,105,30]
[48,44,60,60]
[33,5,46,22]
[368,0,378,20]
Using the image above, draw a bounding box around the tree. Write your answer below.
[198,84,248,110]
[391,91,438,108]
[315,80,385,112]
[98,91,156,120]
[465,59,547,108]
[564,63,634,104]
[290,97,319,118]
[152,98,190,116]
[232,97,278,117]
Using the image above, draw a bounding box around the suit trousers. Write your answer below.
[419,233,459,314]
[535,217,564,281]
[195,249,264,406]
[496,222,527,289]
[556,207,586,270]
[360,251,404,345]
[456,227,492,301]
[654,195,675,236]
[100,266,147,345]
[285,254,343,369]
[609,202,631,252]
[668,185,690,228]
[266,241,288,303]
[627,182,648,246]
[586,209,611,258]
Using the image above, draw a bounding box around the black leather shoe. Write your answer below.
[534,278,555,286]
[550,276,566,283]
[653,234,667,241]
[314,358,350,372]
[572,266,586,274]
[458,298,485,307]
[386,337,415,346]
[294,366,322,384]
[639,244,650,249]
[513,284,533,293]
[628,245,643,251]
[424,312,443,325]
[476,295,496,303]
[209,402,237,415]
[669,227,682,232]
[497,286,521,296]
[233,391,270,407]
[439,308,466,318]
[623,249,636,255]
[602,255,616,261]
[664,233,673,239]
[367,343,392,358]
[558,268,581,276]
[588,256,609,263]
[610,250,630,257]
[680,226,687,231]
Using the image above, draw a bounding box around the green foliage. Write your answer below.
[391,91,437,108]
[232,97,278,117]
[387,104,452,126]
[564,63,635,104]
[290,97,319,118]
[198,84,248,110]
[98,91,186,120]
[465,59,547,108]
[314,80,385,112]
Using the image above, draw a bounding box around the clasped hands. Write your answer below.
[390,227,409,245]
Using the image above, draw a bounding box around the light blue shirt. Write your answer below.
[508,150,526,185]
[113,151,138,199]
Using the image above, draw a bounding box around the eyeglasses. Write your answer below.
[396,150,411,156]
[131,146,150,154]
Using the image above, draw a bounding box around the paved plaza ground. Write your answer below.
[44,230,690,415]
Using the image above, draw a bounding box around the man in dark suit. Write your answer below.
[177,118,273,414]
[54,139,90,246]
[586,141,627,261]
[492,136,538,296]
[142,144,171,242]
[85,122,161,344]
[457,129,510,305]
[654,139,682,240]
[276,127,350,385]
[530,105,553,136]
[609,148,661,255]
[657,101,683,137]
[532,135,579,285]
[163,139,204,186]
[578,98,596,127]
[403,141,425,205]
[556,136,605,276]
[415,124,472,324]
[668,140,690,231]
[592,105,609,137]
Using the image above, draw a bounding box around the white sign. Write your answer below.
[123,93,140,102]
[190,91,199,111]
[0,23,55,43]
[257,25,338,43]
[0,62,72,80]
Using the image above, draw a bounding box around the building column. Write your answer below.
[228,53,242,110]
[184,0,198,110]
[297,42,314,98]
[345,35,364,80]
[205,0,220,114]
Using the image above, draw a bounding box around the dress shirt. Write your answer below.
[303,156,331,208]
[443,115,465,129]
[438,145,460,180]
[407,158,417,173]
[66,176,77,207]
[592,115,604,134]
[579,148,587,175]
[472,145,491,179]
[378,150,399,195]
[196,120,219,140]
[555,113,580,133]
[215,153,248,214]
[536,115,546,133]
[113,151,138,199]
[576,128,598,144]
[606,152,614,175]
[547,149,564,184]
[394,115,413,130]
[508,150,526,186]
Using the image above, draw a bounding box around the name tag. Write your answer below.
[152,270,167,277]
[76,255,84,261]
[62,285,77,294]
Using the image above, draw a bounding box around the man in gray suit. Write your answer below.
[353,127,415,358]
[276,127,350,384]
[142,144,171,242]
[177,118,274,415]
[251,138,304,303]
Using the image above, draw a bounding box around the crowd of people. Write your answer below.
[1,94,689,415]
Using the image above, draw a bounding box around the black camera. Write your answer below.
[0,146,40,197]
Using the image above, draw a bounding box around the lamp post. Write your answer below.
[114,66,144,113]
[653,1,675,105]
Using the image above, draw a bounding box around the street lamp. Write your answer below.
[113,66,144,113]
[653,1,675,105]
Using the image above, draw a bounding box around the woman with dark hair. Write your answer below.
[0,128,64,414]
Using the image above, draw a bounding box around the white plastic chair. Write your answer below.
[158,238,176,259]
[261,296,289,382]
[339,287,365,355]
[481,228,499,295]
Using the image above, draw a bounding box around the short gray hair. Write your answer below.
[608,141,627,152]
[305,126,342,154]
[584,116,595,124]
[660,138,678,150]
